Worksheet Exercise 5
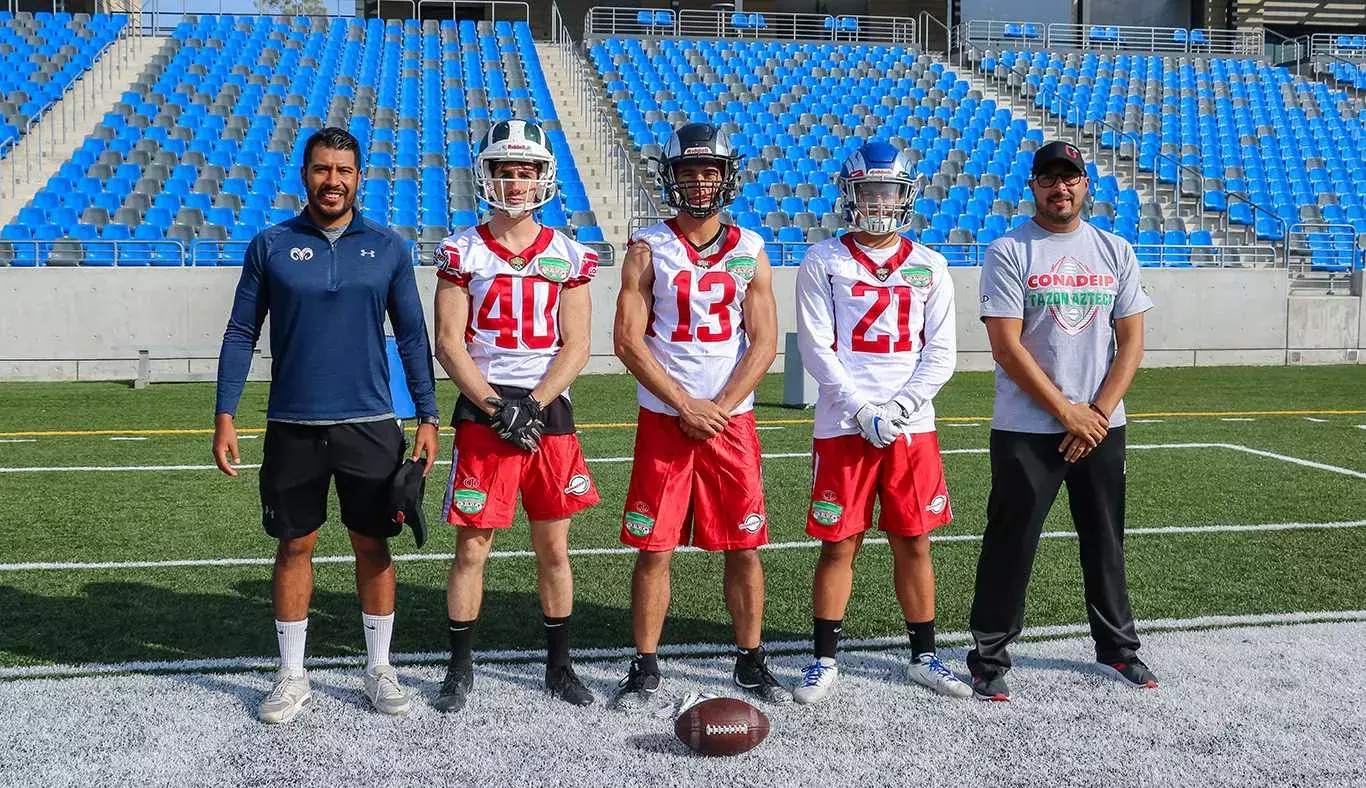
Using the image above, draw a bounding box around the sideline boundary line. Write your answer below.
[1,408,1364,438]
[4,609,1364,679]
[3,518,1363,572]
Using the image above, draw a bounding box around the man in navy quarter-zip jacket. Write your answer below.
[212,127,440,725]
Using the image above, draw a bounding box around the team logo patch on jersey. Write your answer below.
[454,489,487,514]
[1026,256,1117,336]
[900,265,932,287]
[811,500,843,526]
[738,513,765,533]
[926,494,948,515]
[564,474,591,496]
[624,511,655,537]
[725,256,757,282]
[288,247,313,262]
[538,257,571,282]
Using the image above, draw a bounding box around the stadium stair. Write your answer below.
[535,41,627,249]
[0,15,147,224]
[1,16,602,267]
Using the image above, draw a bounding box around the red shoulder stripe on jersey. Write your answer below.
[840,234,914,280]
[476,223,555,265]
[436,269,471,285]
[665,219,742,267]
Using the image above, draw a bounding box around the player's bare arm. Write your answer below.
[984,316,1108,448]
[530,283,591,407]
[713,249,777,414]
[434,277,501,415]
[613,240,728,438]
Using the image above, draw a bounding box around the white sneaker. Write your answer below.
[907,654,973,698]
[258,670,312,724]
[363,665,412,715]
[793,657,839,705]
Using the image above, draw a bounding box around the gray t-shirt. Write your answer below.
[979,220,1153,433]
[322,224,345,246]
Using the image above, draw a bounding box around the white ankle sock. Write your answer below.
[363,612,395,672]
[275,618,308,677]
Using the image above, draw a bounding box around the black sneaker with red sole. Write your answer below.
[971,672,1010,702]
[1100,657,1158,688]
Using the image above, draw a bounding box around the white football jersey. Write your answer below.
[434,224,597,389]
[632,220,765,415]
[796,235,957,438]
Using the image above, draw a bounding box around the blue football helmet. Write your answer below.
[837,141,920,235]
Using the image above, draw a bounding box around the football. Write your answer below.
[673,697,770,756]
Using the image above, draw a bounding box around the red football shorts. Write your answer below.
[620,408,768,552]
[442,422,600,529]
[806,430,952,541]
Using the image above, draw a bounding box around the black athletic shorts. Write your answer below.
[258,419,407,540]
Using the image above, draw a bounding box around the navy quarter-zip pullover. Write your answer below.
[215,209,439,422]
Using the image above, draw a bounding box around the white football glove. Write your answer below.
[884,394,927,428]
[853,403,901,448]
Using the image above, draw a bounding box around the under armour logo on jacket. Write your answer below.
[361,249,376,257]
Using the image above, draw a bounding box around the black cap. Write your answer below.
[387,459,428,548]
[1031,141,1087,176]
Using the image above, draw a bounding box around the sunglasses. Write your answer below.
[1032,172,1087,188]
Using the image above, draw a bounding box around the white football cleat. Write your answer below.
[792,657,839,705]
[258,670,312,724]
[364,665,412,715]
[907,654,973,698]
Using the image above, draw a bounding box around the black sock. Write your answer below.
[907,618,935,659]
[634,651,659,675]
[814,618,842,660]
[448,618,476,669]
[544,615,571,669]
[736,644,764,665]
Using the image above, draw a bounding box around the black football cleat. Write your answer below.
[611,656,661,711]
[433,662,473,713]
[733,647,792,705]
[971,672,1011,702]
[546,663,595,707]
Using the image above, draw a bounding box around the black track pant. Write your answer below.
[966,427,1140,678]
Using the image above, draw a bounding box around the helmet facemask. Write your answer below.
[842,176,919,236]
[476,157,557,218]
[660,157,738,219]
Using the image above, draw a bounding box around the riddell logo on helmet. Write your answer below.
[682,146,713,156]
[866,168,895,176]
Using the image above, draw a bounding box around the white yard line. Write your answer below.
[108,437,148,441]
[0,438,37,443]
[1304,417,1328,423]
[1220,418,1255,422]
[4,518,1362,573]
[946,423,981,428]
[4,609,1365,679]
[1222,443,1366,480]
[1131,419,1165,424]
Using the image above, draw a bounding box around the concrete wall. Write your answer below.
[0,267,1361,381]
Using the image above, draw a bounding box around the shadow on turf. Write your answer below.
[0,579,806,671]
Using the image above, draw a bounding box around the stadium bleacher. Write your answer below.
[982,49,1366,270]
[0,11,126,155]
[1,14,598,267]
[591,37,1048,266]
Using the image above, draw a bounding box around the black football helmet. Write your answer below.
[657,122,742,219]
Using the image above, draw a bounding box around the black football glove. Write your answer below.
[484,396,546,452]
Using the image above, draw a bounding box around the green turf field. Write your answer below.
[0,365,1363,671]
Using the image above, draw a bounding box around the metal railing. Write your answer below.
[917,11,951,55]
[584,7,915,45]
[1285,222,1363,278]
[1310,33,1366,61]
[0,235,617,268]
[0,238,187,266]
[961,19,1262,56]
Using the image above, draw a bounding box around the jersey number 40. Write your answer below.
[474,275,559,349]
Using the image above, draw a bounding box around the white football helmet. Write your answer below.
[474,119,558,216]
